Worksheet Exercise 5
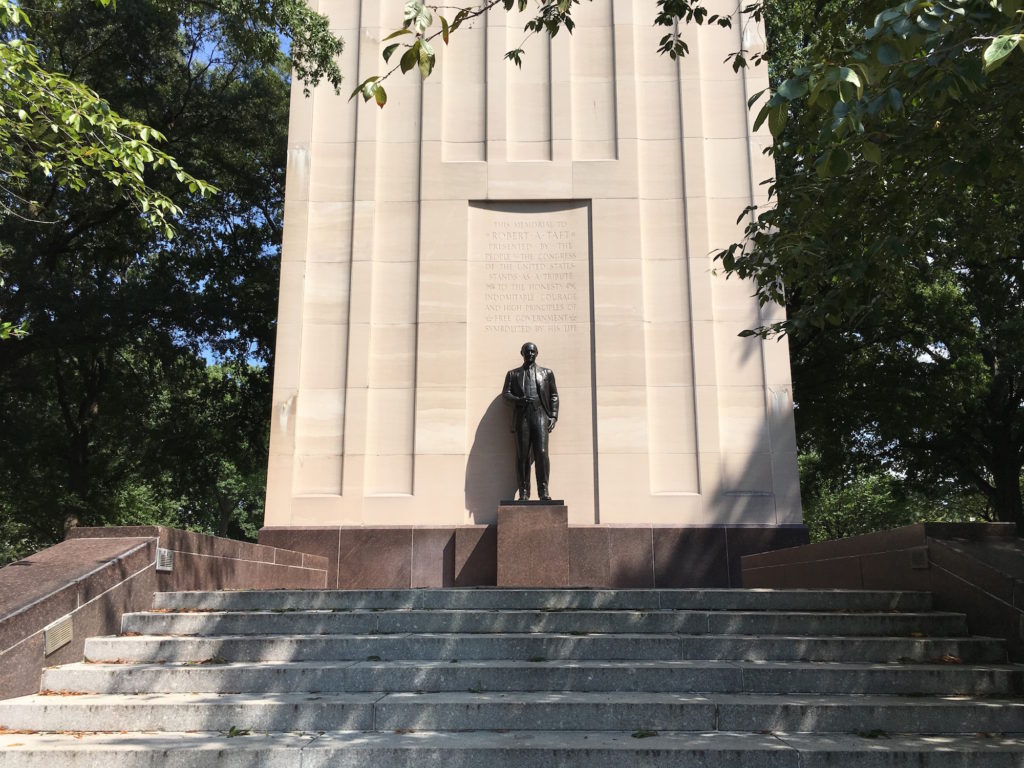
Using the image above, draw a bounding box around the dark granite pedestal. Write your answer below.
[260,523,810,588]
[496,501,569,587]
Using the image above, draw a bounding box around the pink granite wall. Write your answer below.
[260,524,809,589]
[741,523,1024,660]
[0,527,328,700]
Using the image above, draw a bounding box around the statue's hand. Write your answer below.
[548,417,557,433]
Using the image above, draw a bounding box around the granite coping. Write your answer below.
[946,538,1024,582]
[68,526,328,570]
[0,537,153,625]
[742,523,1017,569]
[2,529,330,649]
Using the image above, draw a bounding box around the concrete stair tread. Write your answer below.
[40,658,1024,696]
[93,631,996,641]
[2,729,1024,766]
[82,632,1007,665]
[2,692,383,706]
[130,609,964,617]
[5,587,1018,765]
[122,608,969,637]
[56,658,1024,671]
[12,690,1022,706]
[3,730,1023,743]
[0,692,381,733]
[374,690,1024,703]
[152,588,935,613]
[4,690,1020,735]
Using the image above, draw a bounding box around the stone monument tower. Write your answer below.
[260,0,805,587]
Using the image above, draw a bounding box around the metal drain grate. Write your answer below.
[156,547,174,572]
[43,614,73,656]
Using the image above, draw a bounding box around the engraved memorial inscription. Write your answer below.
[481,218,581,335]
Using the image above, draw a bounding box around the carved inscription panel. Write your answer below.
[466,201,595,523]
[468,201,592,382]
[480,218,581,335]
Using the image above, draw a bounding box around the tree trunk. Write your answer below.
[989,456,1024,528]
[216,491,234,537]
[985,403,1023,528]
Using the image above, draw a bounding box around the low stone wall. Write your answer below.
[741,522,1024,659]
[260,524,809,589]
[0,527,328,700]
[67,526,330,592]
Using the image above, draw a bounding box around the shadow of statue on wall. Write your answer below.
[465,395,518,524]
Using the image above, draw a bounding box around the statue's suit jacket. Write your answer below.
[502,365,559,432]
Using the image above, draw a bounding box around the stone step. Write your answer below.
[372,691,1024,734]
[0,693,378,732]
[83,632,1008,664]
[2,730,1024,767]
[43,659,1024,697]
[6,586,1021,767]
[122,609,969,637]
[3,691,1021,734]
[151,588,934,613]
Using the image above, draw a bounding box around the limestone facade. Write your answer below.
[265,0,801,530]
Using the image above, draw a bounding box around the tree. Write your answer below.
[798,452,990,542]
[721,0,1024,527]
[0,0,342,563]
[1,0,342,333]
[1,0,341,227]
[1,0,214,237]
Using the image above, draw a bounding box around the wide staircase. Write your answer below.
[1,588,1023,766]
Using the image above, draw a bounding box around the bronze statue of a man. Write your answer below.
[502,342,558,500]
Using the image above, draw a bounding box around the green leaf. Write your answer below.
[375,84,387,108]
[838,67,861,87]
[862,141,882,164]
[441,15,450,44]
[768,104,788,137]
[983,34,1020,73]
[404,0,432,34]
[450,8,470,31]
[828,146,851,175]
[1004,0,1021,18]
[349,76,379,102]
[382,43,400,63]
[382,28,413,41]
[752,104,771,132]
[777,78,808,100]
[418,39,435,78]
[876,42,900,65]
[400,42,419,74]
[361,78,379,101]
[815,149,832,179]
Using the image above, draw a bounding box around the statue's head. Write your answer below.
[520,342,538,365]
